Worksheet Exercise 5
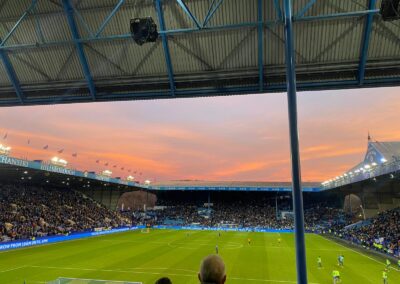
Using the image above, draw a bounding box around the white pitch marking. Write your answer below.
[322,236,400,272]
[0,265,26,273]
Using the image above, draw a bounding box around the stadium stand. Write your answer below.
[0,183,130,242]
[126,193,350,232]
[334,207,400,257]
[1,179,399,262]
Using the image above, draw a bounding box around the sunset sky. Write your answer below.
[1,87,400,183]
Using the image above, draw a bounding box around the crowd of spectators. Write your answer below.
[130,199,349,232]
[0,184,130,242]
[334,207,400,257]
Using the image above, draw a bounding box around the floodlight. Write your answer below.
[102,170,112,177]
[0,144,11,155]
[130,17,158,45]
[381,158,387,163]
[380,0,400,21]
[50,156,68,167]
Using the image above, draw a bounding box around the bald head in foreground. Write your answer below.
[198,254,226,284]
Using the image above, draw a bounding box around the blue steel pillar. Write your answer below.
[283,0,308,283]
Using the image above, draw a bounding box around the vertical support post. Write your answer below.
[358,0,376,85]
[207,191,211,216]
[257,0,264,91]
[283,0,308,283]
[109,186,112,209]
[155,0,176,96]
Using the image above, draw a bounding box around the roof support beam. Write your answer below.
[294,9,379,22]
[155,0,176,96]
[33,4,46,43]
[0,0,38,46]
[294,0,317,18]
[203,0,216,26]
[176,0,202,29]
[258,0,264,91]
[95,0,125,38]
[0,48,24,104]
[62,0,96,100]
[358,0,376,85]
[73,5,94,37]
[273,0,283,21]
[203,0,224,27]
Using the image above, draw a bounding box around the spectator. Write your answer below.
[155,277,172,284]
[198,254,226,284]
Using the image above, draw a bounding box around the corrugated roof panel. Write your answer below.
[264,25,285,66]
[1,14,72,48]
[8,46,83,84]
[367,18,400,61]
[169,36,207,73]
[294,18,364,65]
[1,19,38,47]
[57,49,86,81]
[37,13,72,42]
[123,39,167,76]
[86,39,167,77]
[203,0,258,27]
[84,42,127,79]
[0,59,11,85]
[0,1,63,28]
[171,28,257,74]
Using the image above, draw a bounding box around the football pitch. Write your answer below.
[1,229,399,284]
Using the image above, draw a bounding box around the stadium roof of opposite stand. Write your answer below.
[0,155,140,192]
[322,140,400,190]
[148,180,322,192]
[0,155,322,192]
[0,0,400,106]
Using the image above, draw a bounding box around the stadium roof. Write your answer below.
[0,0,399,106]
[0,154,322,192]
[0,154,141,190]
[322,140,400,189]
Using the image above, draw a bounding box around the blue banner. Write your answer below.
[153,225,294,233]
[147,186,322,192]
[0,226,145,252]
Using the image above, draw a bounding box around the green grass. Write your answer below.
[0,229,399,284]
